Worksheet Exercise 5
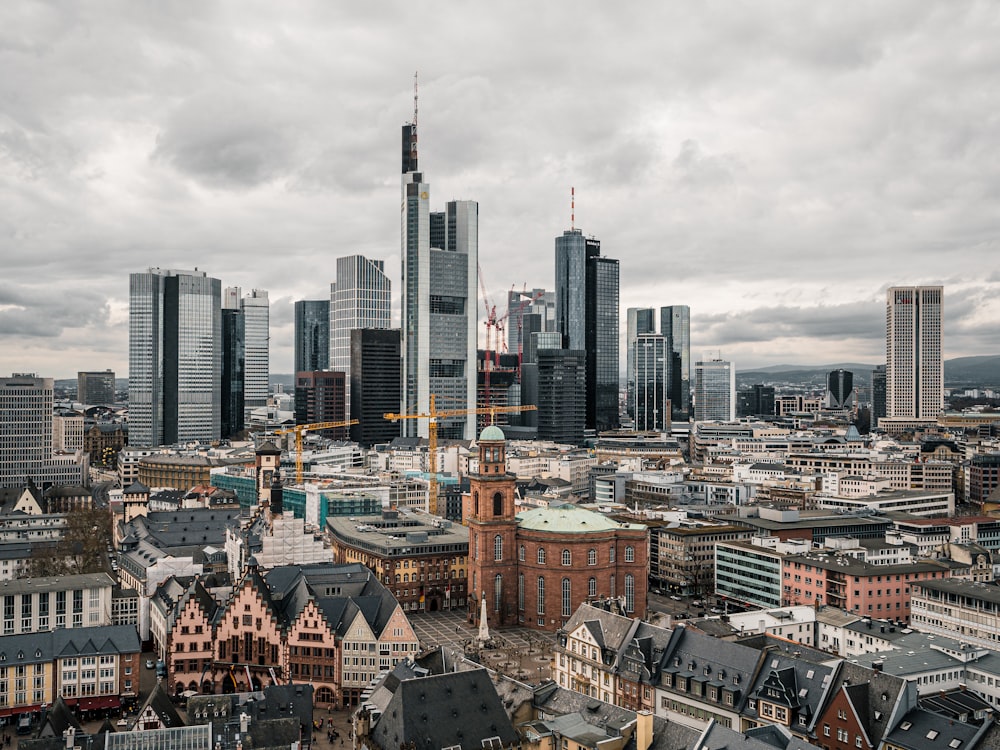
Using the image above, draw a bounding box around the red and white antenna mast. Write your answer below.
[413,70,418,129]
[571,186,575,230]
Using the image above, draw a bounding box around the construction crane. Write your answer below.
[509,286,546,380]
[273,420,359,485]
[477,265,506,407]
[384,395,536,517]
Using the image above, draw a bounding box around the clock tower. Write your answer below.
[465,424,519,627]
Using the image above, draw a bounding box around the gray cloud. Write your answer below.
[1,1,999,376]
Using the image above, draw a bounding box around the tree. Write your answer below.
[27,506,113,577]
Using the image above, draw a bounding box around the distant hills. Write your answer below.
[738,355,1000,389]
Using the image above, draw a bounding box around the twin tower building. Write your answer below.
[128,111,626,447]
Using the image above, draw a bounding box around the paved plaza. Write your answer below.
[408,609,555,683]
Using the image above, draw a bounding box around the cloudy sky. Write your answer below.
[2,2,999,379]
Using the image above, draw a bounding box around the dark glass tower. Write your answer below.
[626,308,657,421]
[221,307,245,439]
[555,230,620,433]
[827,369,855,409]
[350,328,401,447]
[536,348,586,444]
[660,305,691,421]
[872,365,887,423]
[294,300,329,374]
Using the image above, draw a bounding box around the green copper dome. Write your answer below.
[479,424,505,442]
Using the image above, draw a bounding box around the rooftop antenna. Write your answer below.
[413,71,419,130]
[571,186,575,230]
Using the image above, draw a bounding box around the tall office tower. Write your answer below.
[634,334,670,431]
[129,268,221,446]
[77,370,116,406]
[220,306,245,439]
[400,115,478,440]
[737,384,776,417]
[331,255,391,410]
[506,288,555,355]
[294,300,330,374]
[240,289,270,420]
[555,229,620,433]
[660,305,691,421]
[535,349,587,444]
[294,371,347,437]
[694,359,735,422]
[826,369,855,410]
[872,365,887,423]
[350,329,401,447]
[886,286,944,420]
[626,307,657,420]
[519,313,543,367]
[0,374,52,487]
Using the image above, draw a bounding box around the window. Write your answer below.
[562,579,572,617]
[624,575,634,612]
[537,578,545,614]
[625,546,635,562]
[588,578,597,598]
[856,737,863,748]
[562,550,571,566]
[519,546,525,562]
[588,549,597,565]
[494,575,503,612]
[494,535,503,562]
[518,574,524,611]
[609,547,616,563]
[538,548,546,564]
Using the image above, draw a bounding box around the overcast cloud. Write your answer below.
[1,1,999,378]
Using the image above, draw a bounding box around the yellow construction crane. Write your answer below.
[384,395,537,516]
[274,420,359,484]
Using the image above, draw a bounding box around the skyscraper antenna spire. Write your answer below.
[571,186,575,230]
[413,71,419,130]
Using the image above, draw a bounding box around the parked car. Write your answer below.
[145,659,154,669]
[670,595,682,601]
[710,607,723,614]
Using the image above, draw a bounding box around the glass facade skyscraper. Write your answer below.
[331,255,391,411]
[400,118,477,440]
[694,358,735,422]
[626,308,656,420]
[660,305,691,421]
[634,334,670,431]
[241,288,269,417]
[129,268,221,446]
[294,300,330,374]
[555,230,620,433]
[221,307,245,439]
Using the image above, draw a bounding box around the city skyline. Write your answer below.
[2,4,1000,378]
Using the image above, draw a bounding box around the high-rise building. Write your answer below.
[1,374,86,488]
[294,371,347,437]
[535,349,586,444]
[240,289,270,419]
[872,365,887,423]
[506,288,555,355]
[694,359,735,422]
[885,286,943,421]
[221,306,245,439]
[349,329,401,447]
[294,300,330,374]
[634,334,670,431]
[737,384,776,417]
[129,268,221,446]
[826,369,855,410]
[77,370,116,406]
[400,116,478,441]
[660,305,691,421]
[626,308,656,420]
[331,255,391,410]
[555,229,619,433]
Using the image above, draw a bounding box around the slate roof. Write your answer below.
[694,719,821,750]
[366,667,519,750]
[883,706,992,750]
[836,661,912,748]
[36,696,84,738]
[123,481,149,495]
[742,649,839,734]
[136,682,185,729]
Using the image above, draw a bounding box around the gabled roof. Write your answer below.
[367,668,519,750]
[136,682,185,729]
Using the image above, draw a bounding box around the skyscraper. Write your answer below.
[634,334,670,431]
[626,307,656,420]
[220,305,245,439]
[660,305,691,421]
[555,229,619,433]
[77,370,116,406]
[535,348,587,444]
[350,328,401,447]
[129,268,221,446]
[331,255,391,410]
[506,288,555,355]
[694,358,735,422]
[826,369,855,410]
[871,365,887,423]
[294,371,347,437]
[294,300,330,374]
[241,288,270,419]
[885,286,943,420]
[400,116,478,440]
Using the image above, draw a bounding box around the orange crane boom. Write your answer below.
[384,395,536,516]
[274,419,359,484]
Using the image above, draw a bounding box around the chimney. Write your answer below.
[64,728,76,750]
[872,661,883,673]
[635,710,653,750]
[240,713,250,733]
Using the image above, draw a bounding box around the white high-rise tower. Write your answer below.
[885,286,943,421]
